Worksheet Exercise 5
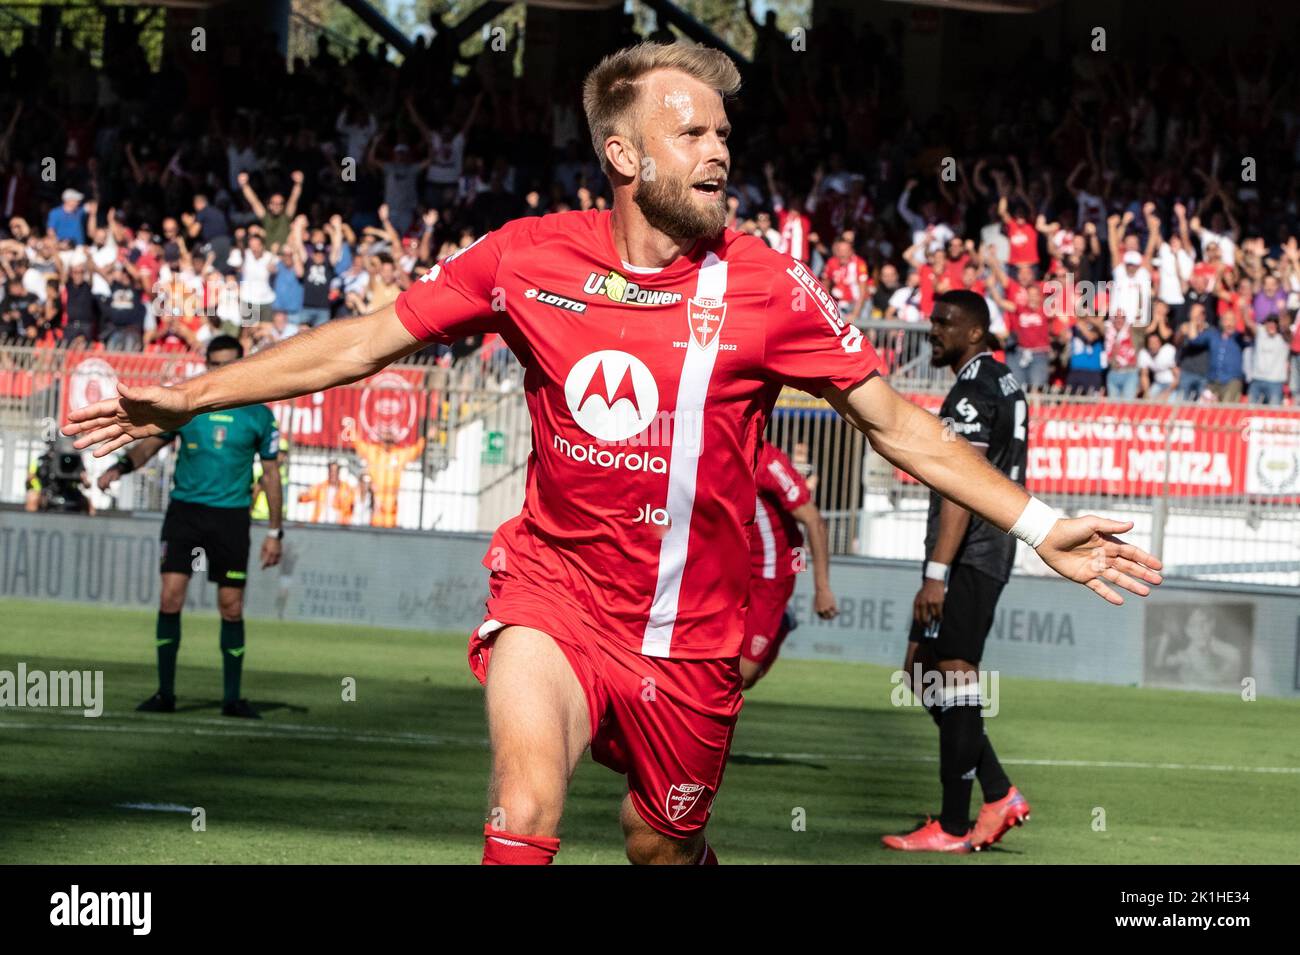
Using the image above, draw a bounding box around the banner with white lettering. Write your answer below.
[899,394,1300,499]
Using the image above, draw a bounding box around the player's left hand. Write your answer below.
[913,579,945,624]
[1037,517,1163,605]
[813,585,839,620]
[261,536,282,569]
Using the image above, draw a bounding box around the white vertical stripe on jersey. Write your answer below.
[641,252,728,658]
[753,495,777,580]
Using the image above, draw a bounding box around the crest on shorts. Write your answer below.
[665,782,707,823]
[687,297,726,349]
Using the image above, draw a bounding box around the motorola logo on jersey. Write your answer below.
[564,350,659,442]
[583,270,683,307]
[558,351,667,472]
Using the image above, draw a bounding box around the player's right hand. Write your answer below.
[64,383,193,458]
[96,468,119,491]
[913,579,945,625]
[1037,516,1163,605]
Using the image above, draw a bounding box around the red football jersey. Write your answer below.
[1009,307,1051,351]
[750,442,810,580]
[918,262,965,314]
[396,209,881,659]
[1004,218,1039,266]
[775,208,812,264]
[823,254,868,305]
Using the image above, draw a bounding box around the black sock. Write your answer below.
[220,619,245,704]
[156,611,181,698]
[938,700,983,836]
[977,734,1012,804]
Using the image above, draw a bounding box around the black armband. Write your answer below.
[116,455,136,476]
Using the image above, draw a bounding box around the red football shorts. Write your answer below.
[469,573,743,839]
[741,575,797,672]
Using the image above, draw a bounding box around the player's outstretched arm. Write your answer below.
[825,376,1163,605]
[65,304,425,458]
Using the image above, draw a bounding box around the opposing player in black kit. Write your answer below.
[883,290,1032,854]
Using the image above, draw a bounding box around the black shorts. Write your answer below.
[160,499,251,587]
[907,563,1005,665]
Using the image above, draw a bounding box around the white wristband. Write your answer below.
[924,561,949,581]
[1009,496,1058,549]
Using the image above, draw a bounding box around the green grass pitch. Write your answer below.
[2,599,1297,864]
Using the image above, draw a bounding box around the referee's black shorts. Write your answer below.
[160,499,252,588]
[907,563,1005,666]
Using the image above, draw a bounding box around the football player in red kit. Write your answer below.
[67,42,1163,866]
[741,439,838,688]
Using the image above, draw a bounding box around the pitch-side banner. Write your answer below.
[899,393,1300,498]
[60,351,429,449]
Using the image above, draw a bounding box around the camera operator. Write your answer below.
[26,437,94,514]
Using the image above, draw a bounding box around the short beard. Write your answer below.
[634,172,727,241]
[930,344,962,369]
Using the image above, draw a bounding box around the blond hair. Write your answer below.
[582,41,742,175]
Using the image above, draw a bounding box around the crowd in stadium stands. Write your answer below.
[2,7,1300,404]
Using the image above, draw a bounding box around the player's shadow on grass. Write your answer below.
[972,843,1024,857]
[250,700,310,715]
[175,700,221,713]
[174,700,309,715]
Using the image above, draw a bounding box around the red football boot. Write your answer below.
[881,817,973,854]
[971,786,1031,851]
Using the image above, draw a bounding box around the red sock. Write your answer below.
[697,841,719,865]
[482,824,561,865]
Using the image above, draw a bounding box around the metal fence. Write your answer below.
[2,339,1297,588]
[0,343,531,534]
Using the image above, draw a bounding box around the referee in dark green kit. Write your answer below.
[98,336,283,718]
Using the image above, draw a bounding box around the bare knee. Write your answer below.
[625,828,704,865]
[217,588,244,622]
[158,575,188,615]
[488,737,572,837]
[158,582,187,613]
[621,797,704,864]
[488,778,558,838]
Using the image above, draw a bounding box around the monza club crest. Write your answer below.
[665,782,708,823]
[687,297,726,349]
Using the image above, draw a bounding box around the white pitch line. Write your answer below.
[734,751,1300,775]
[2,714,1298,775]
[115,802,193,813]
